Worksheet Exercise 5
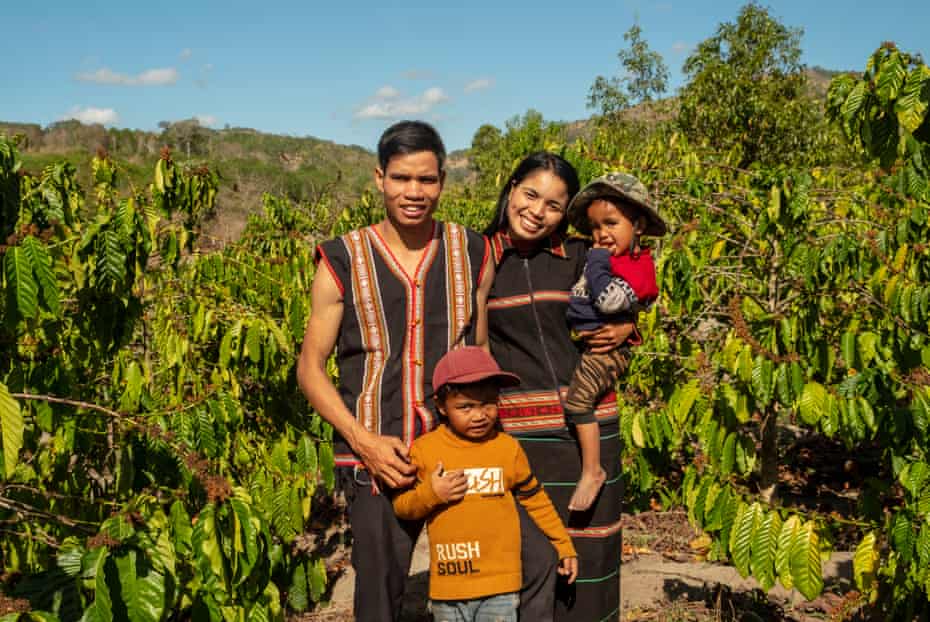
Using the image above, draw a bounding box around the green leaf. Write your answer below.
[22,235,60,314]
[287,560,309,611]
[876,51,906,101]
[776,515,801,590]
[720,432,737,475]
[900,461,929,498]
[751,356,774,407]
[857,332,880,368]
[83,548,113,622]
[892,512,915,563]
[750,510,781,591]
[896,66,930,132]
[191,503,225,582]
[735,434,756,475]
[730,501,759,578]
[112,550,166,622]
[841,331,857,370]
[4,246,39,321]
[631,412,646,448]
[841,81,868,121]
[789,520,824,600]
[245,322,263,364]
[319,442,334,491]
[230,497,259,577]
[798,382,827,426]
[853,532,880,596]
[0,383,23,479]
[119,361,144,413]
[170,502,192,556]
[95,228,127,290]
[295,436,318,476]
[309,557,326,602]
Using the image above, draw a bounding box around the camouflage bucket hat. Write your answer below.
[566,172,667,237]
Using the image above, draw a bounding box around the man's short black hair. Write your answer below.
[377,120,446,172]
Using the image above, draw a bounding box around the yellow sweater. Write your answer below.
[393,425,576,601]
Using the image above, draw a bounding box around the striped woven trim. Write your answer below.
[367,223,440,446]
[566,518,622,539]
[344,230,388,437]
[497,389,617,433]
[335,453,361,467]
[487,290,569,310]
[443,222,473,350]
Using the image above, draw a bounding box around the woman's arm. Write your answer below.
[577,321,636,354]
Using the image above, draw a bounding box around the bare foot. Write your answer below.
[568,466,606,511]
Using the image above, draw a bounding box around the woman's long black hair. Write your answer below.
[482,151,581,238]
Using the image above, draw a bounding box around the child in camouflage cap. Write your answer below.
[563,172,666,511]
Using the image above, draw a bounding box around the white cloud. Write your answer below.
[464,77,494,93]
[422,87,447,105]
[59,106,120,125]
[354,86,450,120]
[671,41,690,54]
[195,114,219,127]
[76,67,179,86]
[179,48,192,60]
[375,85,401,99]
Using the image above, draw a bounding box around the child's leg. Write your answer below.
[571,420,606,511]
[564,347,630,511]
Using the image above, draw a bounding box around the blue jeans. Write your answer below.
[430,592,519,622]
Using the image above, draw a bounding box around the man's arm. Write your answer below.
[473,255,495,350]
[297,265,416,488]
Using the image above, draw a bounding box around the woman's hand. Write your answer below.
[578,322,635,354]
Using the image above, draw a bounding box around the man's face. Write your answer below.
[375,150,444,230]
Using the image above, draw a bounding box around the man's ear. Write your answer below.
[374,166,385,193]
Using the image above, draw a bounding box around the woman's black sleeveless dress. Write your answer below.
[488,232,622,622]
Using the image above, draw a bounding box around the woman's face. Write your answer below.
[506,169,569,243]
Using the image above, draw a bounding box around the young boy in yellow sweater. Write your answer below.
[393,346,577,622]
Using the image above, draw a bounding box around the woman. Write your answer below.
[484,152,630,622]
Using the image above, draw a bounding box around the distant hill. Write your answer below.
[1,119,377,242]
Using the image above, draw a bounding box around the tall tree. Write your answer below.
[588,24,669,117]
[677,3,822,168]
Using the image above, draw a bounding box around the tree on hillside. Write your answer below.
[468,110,565,198]
[676,3,823,168]
[159,119,210,159]
[588,24,669,118]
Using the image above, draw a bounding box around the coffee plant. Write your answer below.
[0,141,343,620]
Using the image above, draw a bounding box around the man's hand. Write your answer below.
[354,431,417,489]
[577,321,634,354]
[430,462,468,504]
[558,556,578,583]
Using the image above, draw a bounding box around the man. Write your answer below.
[297,120,494,621]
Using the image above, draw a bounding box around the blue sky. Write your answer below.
[4,1,929,151]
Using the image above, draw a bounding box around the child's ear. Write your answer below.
[635,215,647,235]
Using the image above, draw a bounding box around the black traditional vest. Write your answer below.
[315,222,489,466]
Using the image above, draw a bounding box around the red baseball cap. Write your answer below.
[432,346,521,392]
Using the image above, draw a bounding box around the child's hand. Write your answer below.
[431,462,468,504]
[558,556,578,583]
